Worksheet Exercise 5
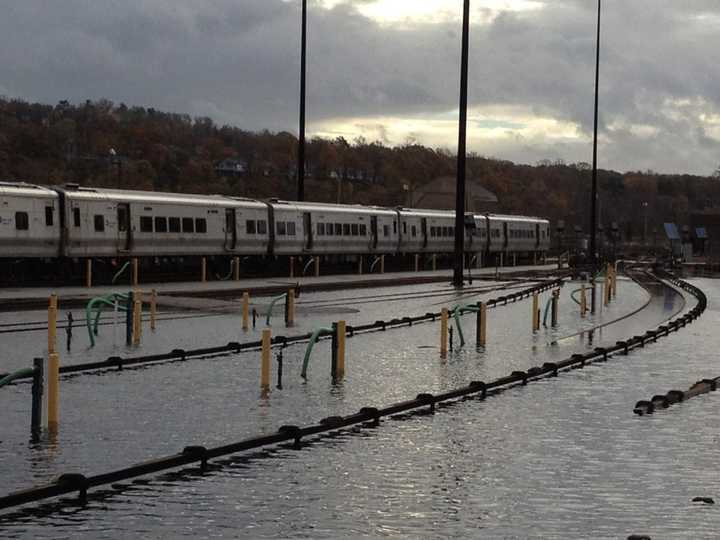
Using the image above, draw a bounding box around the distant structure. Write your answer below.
[407,176,499,213]
[215,158,248,178]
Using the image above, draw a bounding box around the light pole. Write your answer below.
[590,0,601,313]
[453,0,471,288]
[297,0,307,202]
[642,201,648,244]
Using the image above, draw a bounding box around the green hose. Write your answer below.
[265,293,288,326]
[300,327,333,379]
[0,367,35,388]
[112,261,131,284]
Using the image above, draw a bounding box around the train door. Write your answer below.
[303,212,313,250]
[370,216,378,249]
[224,208,237,250]
[421,217,428,248]
[117,203,131,252]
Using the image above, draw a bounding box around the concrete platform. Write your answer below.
[0,264,560,311]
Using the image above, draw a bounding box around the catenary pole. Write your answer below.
[590,0,601,312]
[297,0,307,201]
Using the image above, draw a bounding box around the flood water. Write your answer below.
[1,275,716,539]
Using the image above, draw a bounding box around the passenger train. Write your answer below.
[0,181,550,274]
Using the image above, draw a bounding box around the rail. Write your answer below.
[0,271,704,514]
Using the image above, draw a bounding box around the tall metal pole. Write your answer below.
[297,0,307,202]
[590,0,601,313]
[453,0,471,288]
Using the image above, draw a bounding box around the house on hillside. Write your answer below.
[407,176,499,212]
[215,158,248,178]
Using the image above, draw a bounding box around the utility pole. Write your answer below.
[297,0,307,202]
[453,0,471,288]
[590,0,601,313]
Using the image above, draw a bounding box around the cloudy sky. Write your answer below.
[1,0,719,175]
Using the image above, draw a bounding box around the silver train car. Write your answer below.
[0,182,550,265]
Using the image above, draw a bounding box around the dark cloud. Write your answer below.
[0,0,718,174]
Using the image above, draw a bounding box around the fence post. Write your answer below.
[261,329,271,391]
[242,292,250,331]
[201,257,207,283]
[580,285,587,317]
[432,254,437,271]
[132,257,139,286]
[125,290,134,346]
[358,256,363,275]
[337,320,346,378]
[285,289,295,327]
[532,293,540,332]
[440,308,448,358]
[47,352,59,430]
[331,322,339,379]
[380,255,385,274]
[150,289,157,331]
[314,256,320,277]
[414,254,420,272]
[31,358,43,438]
[551,290,559,327]
[133,297,142,346]
[477,302,487,347]
[233,256,240,281]
[85,259,92,288]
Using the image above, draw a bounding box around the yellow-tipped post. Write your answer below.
[233,256,240,281]
[261,329,271,390]
[440,308,449,358]
[358,256,363,275]
[432,254,437,271]
[201,257,207,283]
[289,256,295,278]
[532,292,540,332]
[242,292,250,331]
[48,294,58,354]
[414,254,420,272]
[47,352,59,430]
[286,289,295,327]
[337,320,346,377]
[380,255,385,274]
[314,256,320,277]
[132,257,139,286]
[150,289,157,331]
[85,258,92,288]
[478,302,487,347]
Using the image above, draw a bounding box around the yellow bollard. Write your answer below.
[132,298,142,345]
[201,257,207,283]
[242,292,250,331]
[314,256,320,277]
[132,257,139,286]
[233,256,240,281]
[432,254,437,271]
[261,329,271,390]
[580,285,587,318]
[48,294,58,354]
[47,352,60,430]
[532,292,540,332]
[358,256,363,275]
[289,256,295,278]
[414,253,420,272]
[380,255,385,274]
[286,289,295,327]
[150,289,157,331]
[85,258,92,288]
[337,320,346,377]
[440,308,449,358]
[479,302,487,347]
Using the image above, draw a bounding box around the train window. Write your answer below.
[383,224,389,237]
[335,223,342,235]
[403,222,407,235]
[195,218,207,233]
[449,226,454,236]
[317,223,324,236]
[45,206,53,226]
[169,217,180,233]
[257,220,267,234]
[154,217,167,233]
[73,208,81,227]
[277,221,286,236]
[393,221,397,234]
[15,211,29,230]
[351,224,359,236]
[441,226,447,237]
[430,227,435,237]
[140,216,153,232]
[411,225,416,237]
[94,215,105,232]
[246,220,256,234]
[287,222,296,235]
[343,223,351,236]
[183,218,195,233]
[360,224,367,236]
